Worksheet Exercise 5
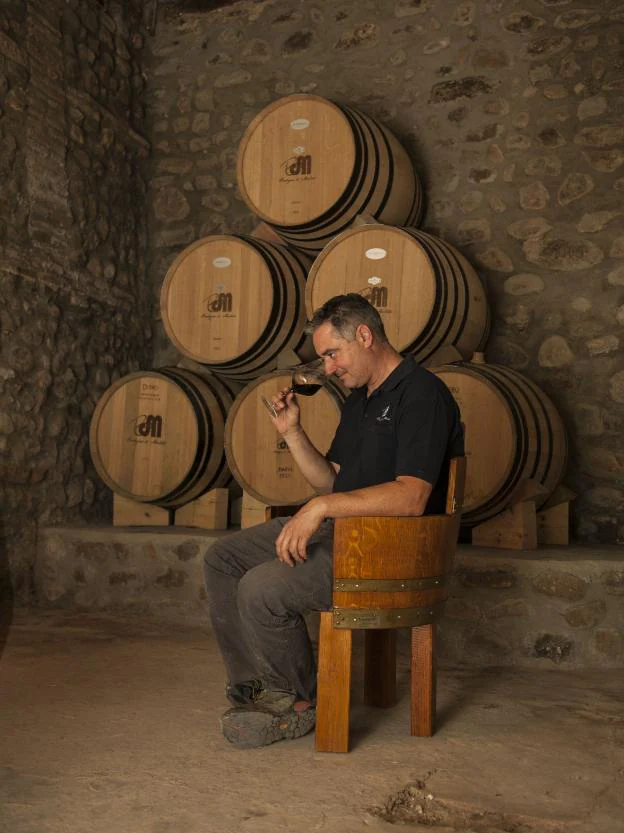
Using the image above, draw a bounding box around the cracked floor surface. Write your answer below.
[1,610,622,833]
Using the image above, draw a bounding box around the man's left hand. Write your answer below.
[275,500,327,567]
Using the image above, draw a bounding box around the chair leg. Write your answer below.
[411,623,436,736]
[315,611,352,753]
[364,629,397,707]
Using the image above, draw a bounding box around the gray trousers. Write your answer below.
[203,517,335,703]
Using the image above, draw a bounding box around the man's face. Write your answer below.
[312,321,369,389]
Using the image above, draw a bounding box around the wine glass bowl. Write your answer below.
[260,360,328,418]
[289,359,328,396]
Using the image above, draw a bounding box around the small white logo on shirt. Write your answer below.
[376,405,392,423]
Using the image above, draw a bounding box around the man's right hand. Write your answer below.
[268,389,301,436]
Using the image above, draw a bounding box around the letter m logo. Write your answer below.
[206,292,233,313]
[285,155,312,176]
[369,286,388,308]
[136,415,163,438]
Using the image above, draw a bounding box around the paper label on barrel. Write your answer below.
[290,118,310,130]
[212,257,231,268]
[365,248,387,260]
[368,276,382,285]
[138,380,163,401]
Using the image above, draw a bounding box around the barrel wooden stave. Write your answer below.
[238,95,357,227]
[333,588,444,611]
[332,515,460,627]
[159,368,228,505]
[305,224,489,363]
[272,105,422,251]
[237,95,422,254]
[160,234,309,380]
[433,362,568,525]
[89,371,198,504]
[224,373,345,505]
[409,229,489,360]
[89,368,235,509]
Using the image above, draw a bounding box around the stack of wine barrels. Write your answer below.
[90,92,567,522]
[160,94,427,381]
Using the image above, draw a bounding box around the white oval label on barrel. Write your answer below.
[212,257,231,268]
[293,146,305,154]
[368,276,382,286]
[365,248,387,260]
[290,118,310,130]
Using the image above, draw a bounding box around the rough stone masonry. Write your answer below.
[1,0,623,604]
[0,0,151,601]
[147,0,624,547]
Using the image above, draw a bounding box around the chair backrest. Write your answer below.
[330,456,468,629]
[445,456,467,517]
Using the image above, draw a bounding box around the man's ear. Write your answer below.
[357,324,373,346]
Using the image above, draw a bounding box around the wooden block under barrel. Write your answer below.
[174,488,229,530]
[113,494,171,527]
[471,500,538,550]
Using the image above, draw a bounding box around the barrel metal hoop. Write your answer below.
[332,601,446,630]
[333,575,446,592]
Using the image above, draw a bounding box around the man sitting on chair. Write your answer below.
[204,293,464,748]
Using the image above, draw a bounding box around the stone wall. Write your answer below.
[0,0,151,602]
[146,0,624,546]
[34,526,624,667]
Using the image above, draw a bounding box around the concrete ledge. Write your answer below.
[35,525,624,669]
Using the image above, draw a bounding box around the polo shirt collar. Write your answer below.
[377,355,416,392]
[356,355,417,399]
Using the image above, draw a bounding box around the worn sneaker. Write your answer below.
[221,689,316,749]
[225,678,263,706]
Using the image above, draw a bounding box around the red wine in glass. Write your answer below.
[290,361,327,397]
[260,361,327,418]
[291,382,323,396]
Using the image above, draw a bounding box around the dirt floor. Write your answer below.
[1,610,622,833]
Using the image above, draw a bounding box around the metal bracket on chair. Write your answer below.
[333,576,446,592]
[332,601,446,629]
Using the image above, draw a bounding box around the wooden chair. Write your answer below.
[315,457,466,753]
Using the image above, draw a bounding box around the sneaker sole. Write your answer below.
[221,707,316,749]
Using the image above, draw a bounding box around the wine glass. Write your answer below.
[289,358,328,396]
[261,359,328,418]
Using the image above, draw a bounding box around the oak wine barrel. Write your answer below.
[224,372,346,505]
[237,95,423,254]
[160,235,309,381]
[306,224,489,364]
[432,358,568,525]
[89,367,239,508]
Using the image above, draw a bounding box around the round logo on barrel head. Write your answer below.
[290,118,310,130]
[365,248,387,260]
[212,257,231,268]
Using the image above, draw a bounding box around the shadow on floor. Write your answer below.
[347,638,507,748]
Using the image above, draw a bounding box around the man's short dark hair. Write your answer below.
[307,293,388,344]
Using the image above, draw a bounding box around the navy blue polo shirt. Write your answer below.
[326,356,464,514]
